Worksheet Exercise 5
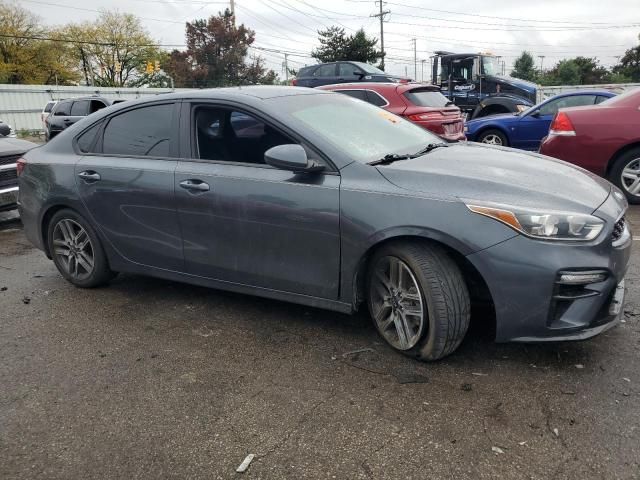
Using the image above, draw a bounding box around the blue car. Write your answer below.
[465,90,616,150]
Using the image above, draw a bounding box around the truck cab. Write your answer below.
[432,51,538,119]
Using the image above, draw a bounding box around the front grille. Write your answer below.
[0,168,17,187]
[612,216,626,242]
[0,153,21,166]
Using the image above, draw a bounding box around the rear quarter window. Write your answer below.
[44,102,55,113]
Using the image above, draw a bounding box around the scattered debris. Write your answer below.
[150,353,158,359]
[32,275,43,278]
[236,454,255,473]
[22,296,30,304]
[0,286,6,291]
[491,446,505,454]
[471,372,488,376]
[552,428,559,437]
[461,383,473,392]
[342,347,374,358]
[574,364,584,369]
[561,390,576,395]
[518,441,527,446]
[331,355,337,361]
[623,378,631,383]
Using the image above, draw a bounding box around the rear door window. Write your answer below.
[365,90,388,107]
[539,95,597,116]
[337,90,368,102]
[70,100,89,116]
[102,103,174,157]
[314,64,337,77]
[404,89,450,107]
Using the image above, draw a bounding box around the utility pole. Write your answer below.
[421,59,425,83]
[284,53,289,84]
[230,0,235,25]
[538,55,545,74]
[371,1,390,71]
[412,38,417,80]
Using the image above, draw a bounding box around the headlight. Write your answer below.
[515,104,528,112]
[466,203,604,241]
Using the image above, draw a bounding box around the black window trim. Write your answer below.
[72,100,180,160]
[181,99,339,173]
[336,88,390,108]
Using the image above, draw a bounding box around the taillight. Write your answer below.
[549,111,576,136]
[408,112,443,121]
[16,157,26,176]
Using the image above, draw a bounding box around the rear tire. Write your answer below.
[366,241,471,361]
[47,209,115,288]
[477,129,509,147]
[609,148,640,205]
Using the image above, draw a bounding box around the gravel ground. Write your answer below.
[0,207,639,480]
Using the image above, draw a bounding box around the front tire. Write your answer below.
[47,209,115,288]
[366,241,470,361]
[477,129,508,147]
[609,148,640,205]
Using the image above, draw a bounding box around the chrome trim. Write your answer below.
[0,163,17,172]
[0,186,18,194]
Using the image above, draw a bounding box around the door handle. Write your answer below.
[78,171,101,182]
[179,179,210,192]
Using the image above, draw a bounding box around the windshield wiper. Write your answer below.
[368,143,449,166]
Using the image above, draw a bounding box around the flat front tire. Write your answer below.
[47,209,115,288]
[367,241,471,361]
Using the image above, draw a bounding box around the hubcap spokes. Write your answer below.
[483,134,502,146]
[53,219,94,280]
[370,256,424,350]
[621,158,640,195]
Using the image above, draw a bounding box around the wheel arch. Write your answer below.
[351,234,496,338]
[474,125,510,146]
[605,142,640,177]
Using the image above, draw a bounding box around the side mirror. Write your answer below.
[530,110,541,118]
[353,71,365,78]
[264,144,325,173]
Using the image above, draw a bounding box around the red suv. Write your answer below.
[539,88,640,203]
[318,82,465,142]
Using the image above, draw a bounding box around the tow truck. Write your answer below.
[431,51,539,119]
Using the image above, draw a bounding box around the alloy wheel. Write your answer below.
[369,256,425,350]
[52,219,95,280]
[482,134,503,146]
[620,157,640,196]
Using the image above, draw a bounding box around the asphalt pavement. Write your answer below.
[1,207,639,479]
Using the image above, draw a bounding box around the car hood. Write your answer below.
[0,137,38,156]
[376,142,611,214]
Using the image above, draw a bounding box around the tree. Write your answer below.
[311,26,381,64]
[613,35,640,82]
[165,9,276,88]
[59,11,163,87]
[0,1,78,84]
[571,56,609,84]
[510,51,537,82]
[554,59,581,85]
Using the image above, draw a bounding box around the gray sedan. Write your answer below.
[17,87,631,360]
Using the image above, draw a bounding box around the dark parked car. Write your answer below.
[539,88,640,203]
[45,96,111,141]
[18,87,630,361]
[293,61,410,88]
[1,136,37,211]
[319,82,465,142]
[465,90,615,150]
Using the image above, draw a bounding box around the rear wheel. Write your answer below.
[366,241,470,361]
[610,148,640,204]
[47,209,115,288]
[477,129,508,147]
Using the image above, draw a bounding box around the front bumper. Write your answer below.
[466,196,631,343]
[0,185,18,212]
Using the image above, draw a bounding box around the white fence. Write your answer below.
[538,83,640,101]
[0,84,190,133]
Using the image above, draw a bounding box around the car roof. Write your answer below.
[319,82,440,93]
[549,90,616,98]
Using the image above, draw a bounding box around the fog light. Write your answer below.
[558,272,607,285]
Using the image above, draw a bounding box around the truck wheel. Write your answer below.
[477,129,509,147]
[610,147,640,205]
[366,241,470,361]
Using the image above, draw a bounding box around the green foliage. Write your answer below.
[311,26,382,64]
[613,35,640,82]
[511,51,537,82]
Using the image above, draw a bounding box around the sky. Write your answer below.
[24,0,640,80]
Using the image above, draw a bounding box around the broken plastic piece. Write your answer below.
[236,454,255,473]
